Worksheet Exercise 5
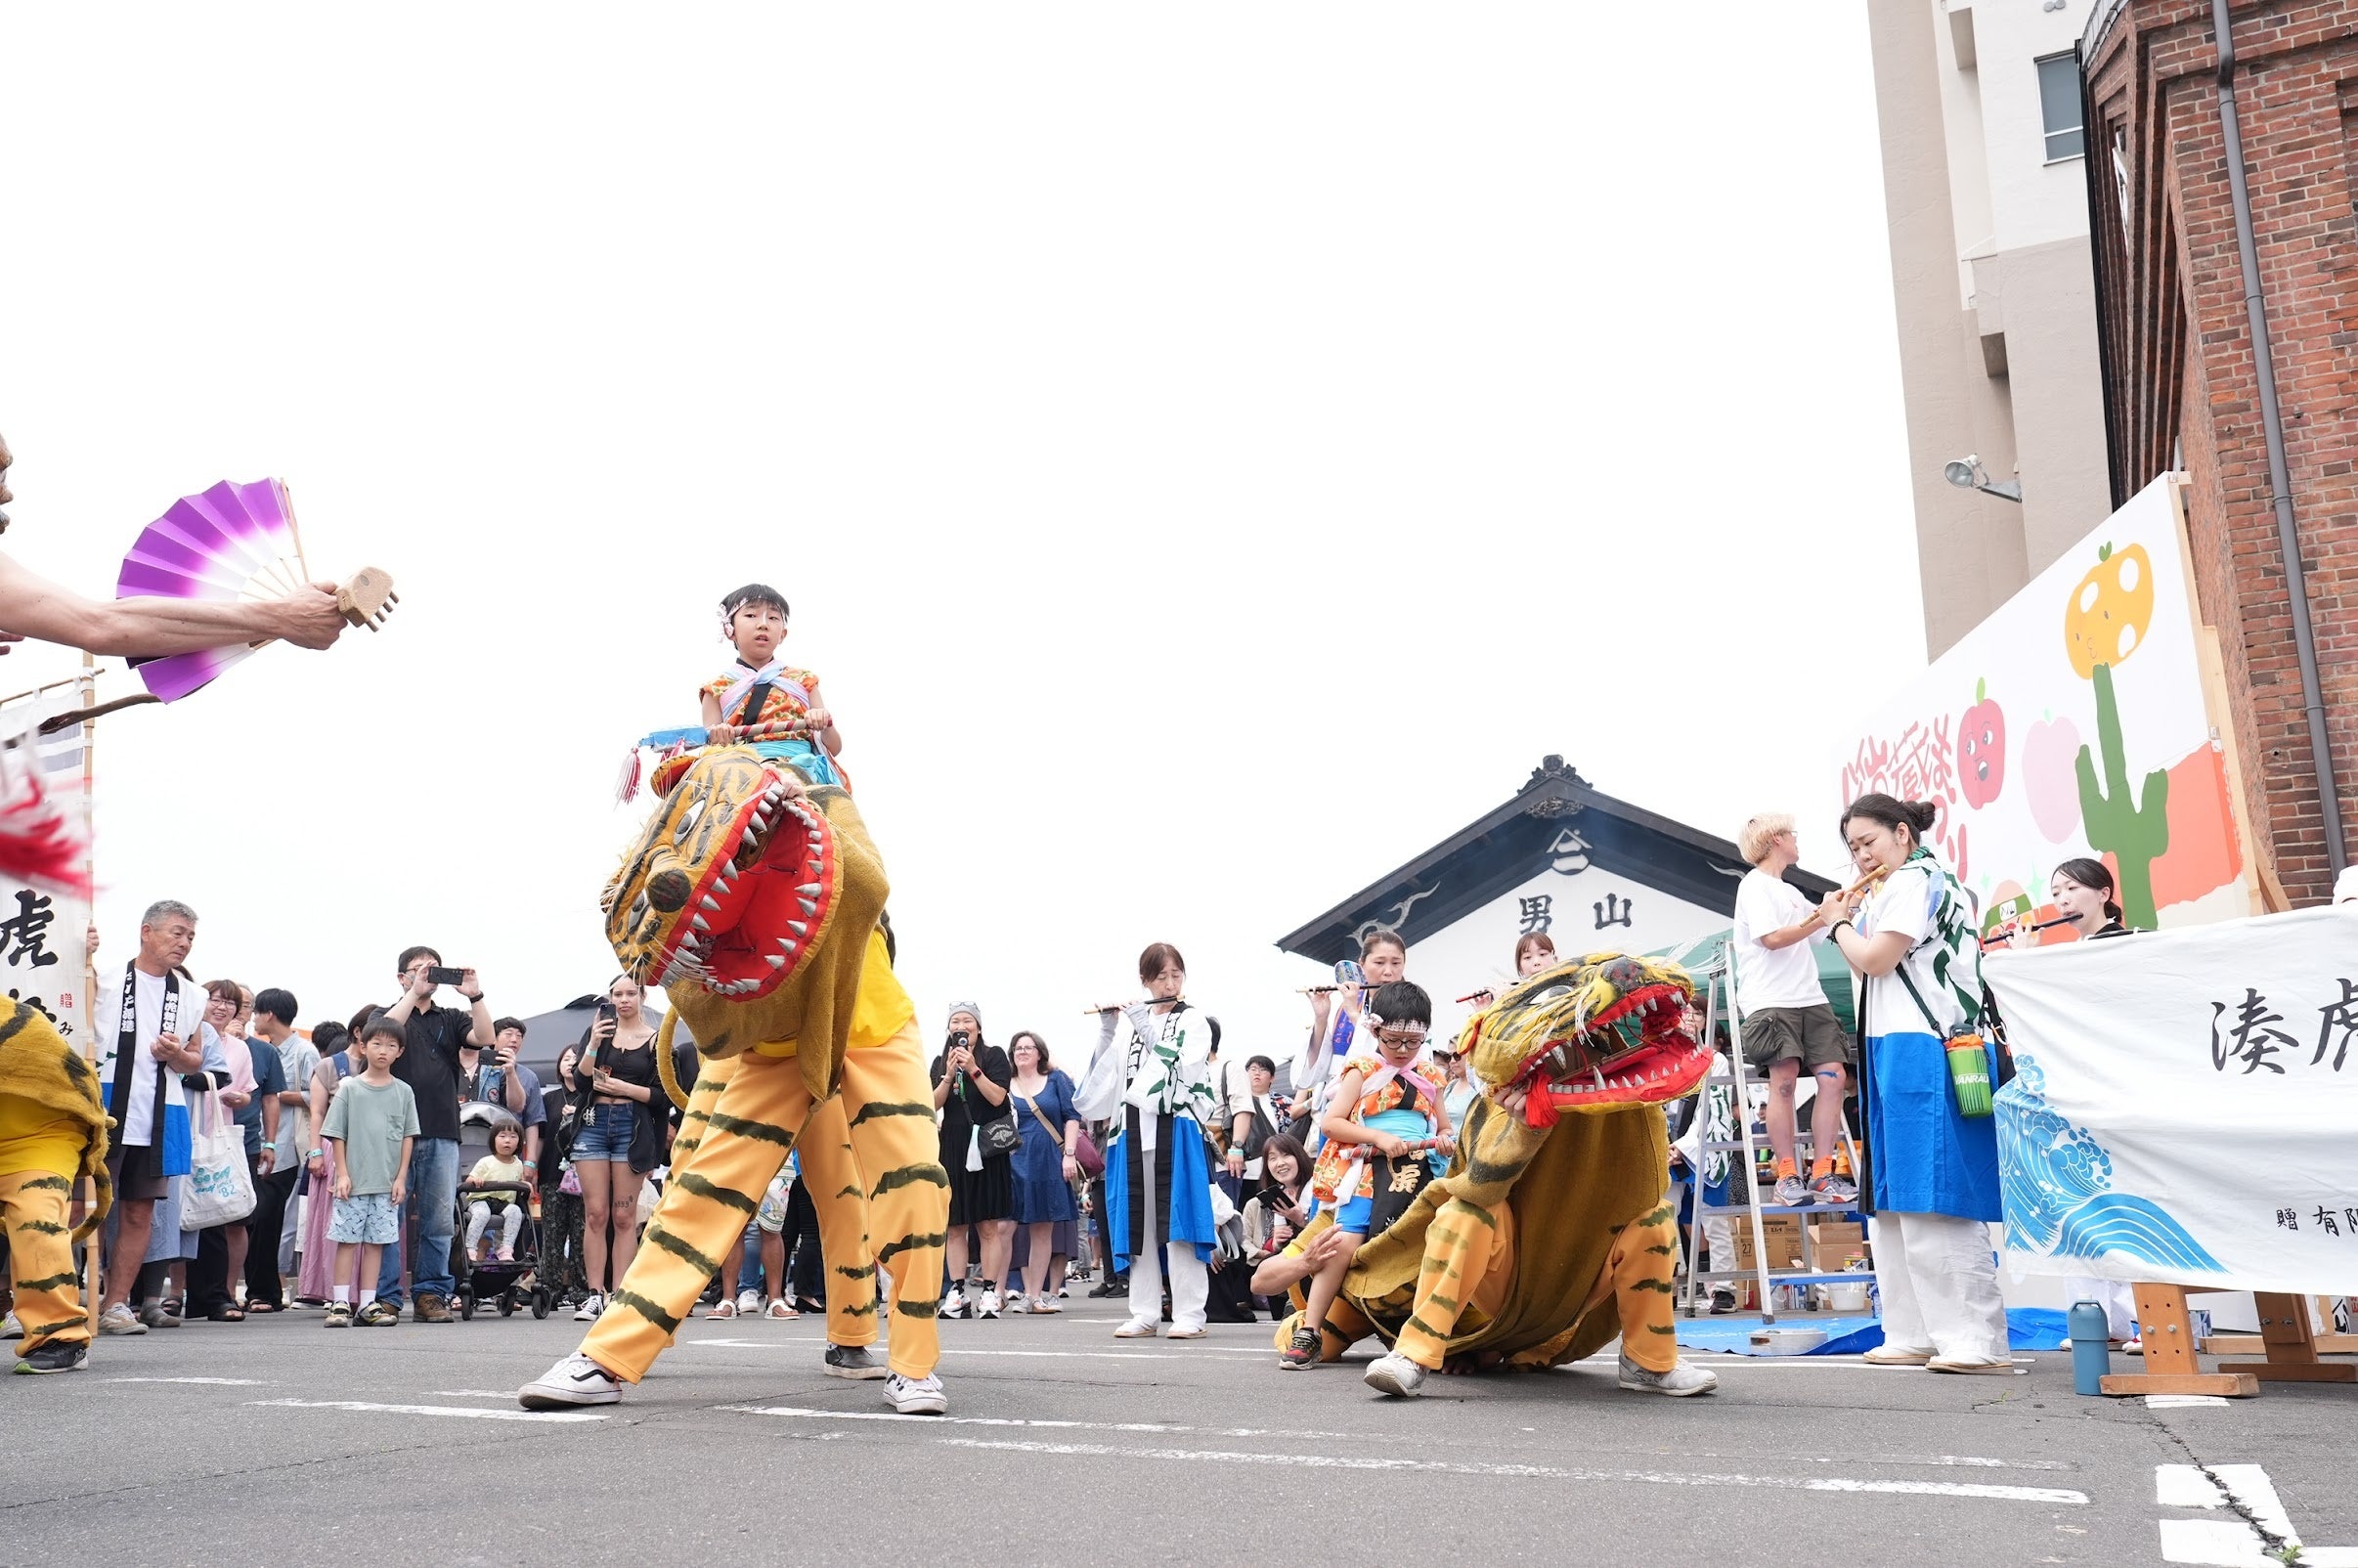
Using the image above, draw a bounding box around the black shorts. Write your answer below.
[1741,1004,1851,1071]
[104,1139,172,1202]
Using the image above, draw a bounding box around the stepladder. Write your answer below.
[1678,961,1873,1327]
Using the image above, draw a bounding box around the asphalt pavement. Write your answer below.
[4,1298,2352,1566]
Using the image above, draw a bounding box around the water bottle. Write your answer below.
[2069,1299,2111,1395]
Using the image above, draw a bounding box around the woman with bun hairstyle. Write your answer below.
[1816,794,2011,1374]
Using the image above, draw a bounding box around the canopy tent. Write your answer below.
[1649,929,1857,1036]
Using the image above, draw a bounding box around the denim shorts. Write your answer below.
[329,1191,400,1244]
[570,1101,636,1162]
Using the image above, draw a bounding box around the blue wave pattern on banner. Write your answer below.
[1994,1052,2223,1273]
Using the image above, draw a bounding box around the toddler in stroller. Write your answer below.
[456,1107,550,1320]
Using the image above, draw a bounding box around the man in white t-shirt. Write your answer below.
[1730,814,1855,1207]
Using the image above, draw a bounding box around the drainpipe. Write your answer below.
[2209,0,2348,880]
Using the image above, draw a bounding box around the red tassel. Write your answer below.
[1524,1086,1560,1130]
[0,771,90,897]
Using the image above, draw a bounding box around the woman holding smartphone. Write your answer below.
[931,1004,1015,1320]
[570,976,664,1323]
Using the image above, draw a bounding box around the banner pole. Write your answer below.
[79,654,102,1330]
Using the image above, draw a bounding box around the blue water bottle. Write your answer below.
[2068,1299,2111,1396]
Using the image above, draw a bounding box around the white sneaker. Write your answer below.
[97,1303,147,1336]
[518,1353,623,1409]
[883,1371,946,1415]
[938,1292,968,1320]
[572,1292,604,1323]
[1004,1293,1029,1315]
[735,1288,762,1316]
[977,1289,1001,1320]
[1,1310,21,1340]
[1113,1317,1158,1338]
[1365,1353,1427,1397]
[1029,1293,1062,1315]
[1617,1352,1720,1396]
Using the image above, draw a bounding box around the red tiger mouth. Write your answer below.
[1514,980,1711,1110]
[624,765,838,1002]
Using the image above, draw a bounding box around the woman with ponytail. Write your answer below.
[1816,794,2011,1374]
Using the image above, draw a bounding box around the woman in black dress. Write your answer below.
[932,1003,1016,1319]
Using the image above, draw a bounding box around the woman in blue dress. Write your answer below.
[1006,1031,1082,1316]
[1816,793,2011,1374]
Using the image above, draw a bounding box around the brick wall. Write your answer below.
[2087,0,2358,904]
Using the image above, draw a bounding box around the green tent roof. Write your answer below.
[1649,929,1858,1035]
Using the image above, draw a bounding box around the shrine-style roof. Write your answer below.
[1274,755,1838,965]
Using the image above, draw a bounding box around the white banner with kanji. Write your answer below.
[0,687,92,1052]
[1986,904,2358,1294]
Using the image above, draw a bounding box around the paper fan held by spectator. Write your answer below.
[114,477,398,701]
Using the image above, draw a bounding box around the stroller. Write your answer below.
[454,1101,553,1321]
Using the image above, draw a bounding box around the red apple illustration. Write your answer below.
[1958,677,2006,808]
[2023,713,2083,843]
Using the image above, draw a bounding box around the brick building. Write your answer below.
[2081,0,2357,903]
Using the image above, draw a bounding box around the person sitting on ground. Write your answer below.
[1285,980,1451,1370]
[463,1116,530,1263]
[1732,812,1856,1206]
[322,1016,420,1328]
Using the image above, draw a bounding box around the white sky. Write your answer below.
[2,6,1927,1067]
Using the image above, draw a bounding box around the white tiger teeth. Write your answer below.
[787,920,809,937]
[798,898,817,917]
[701,896,721,912]
[797,883,821,897]
[777,937,799,955]
[690,916,710,933]
[766,954,785,969]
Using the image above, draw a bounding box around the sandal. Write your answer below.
[246,1301,277,1314]
[707,1299,739,1320]
[209,1305,245,1323]
[765,1298,801,1320]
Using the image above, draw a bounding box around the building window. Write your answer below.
[2038,53,2086,161]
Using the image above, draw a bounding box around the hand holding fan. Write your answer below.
[115,478,397,701]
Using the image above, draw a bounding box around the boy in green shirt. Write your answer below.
[321,1017,419,1328]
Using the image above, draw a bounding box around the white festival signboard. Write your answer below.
[0,688,92,1051]
[1837,474,2253,939]
[1986,905,2358,1294]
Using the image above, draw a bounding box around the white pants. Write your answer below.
[1125,1154,1207,1332]
[2063,1276,2137,1341]
[465,1200,522,1254]
[1871,1211,2009,1364]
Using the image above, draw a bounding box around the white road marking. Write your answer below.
[248,1399,607,1424]
[688,1333,1274,1357]
[938,1439,2087,1504]
[103,1376,273,1386]
[721,1404,1365,1440]
[691,1338,1218,1362]
[2153,1461,2357,1565]
[2156,1465,2227,1507]
[430,1389,529,1398]
[2147,1394,2231,1408]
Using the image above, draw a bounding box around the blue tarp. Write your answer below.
[1673,1307,2072,1356]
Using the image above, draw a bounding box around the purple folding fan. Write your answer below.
[115,478,307,701]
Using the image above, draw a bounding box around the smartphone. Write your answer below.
[427,965,465,987]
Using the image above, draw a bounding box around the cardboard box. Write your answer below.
[1810,1220,1866,1272]
[1734,1215,1808,1272]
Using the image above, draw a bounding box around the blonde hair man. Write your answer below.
[1731,814,1853,1207]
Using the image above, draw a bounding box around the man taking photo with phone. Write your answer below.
[374,946,495,1323]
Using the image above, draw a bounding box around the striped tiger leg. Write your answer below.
[792,1095,877,1346]
[0,1168,88,1352]
[582,1050,811,1382]
[1392,1197,1503,1372]
[835,1019,947,1379]
[1601,1198,1681,1372]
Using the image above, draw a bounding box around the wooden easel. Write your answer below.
[2099,1283,2357,1397]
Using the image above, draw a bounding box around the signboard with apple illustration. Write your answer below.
[1838,474,2252,936]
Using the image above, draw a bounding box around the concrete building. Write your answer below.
[1867,1,2116,657]
[2080,0,2357,902]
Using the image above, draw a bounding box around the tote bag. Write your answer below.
[182,1088,257,1228]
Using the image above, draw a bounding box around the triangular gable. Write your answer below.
[1275,756,1837,964]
